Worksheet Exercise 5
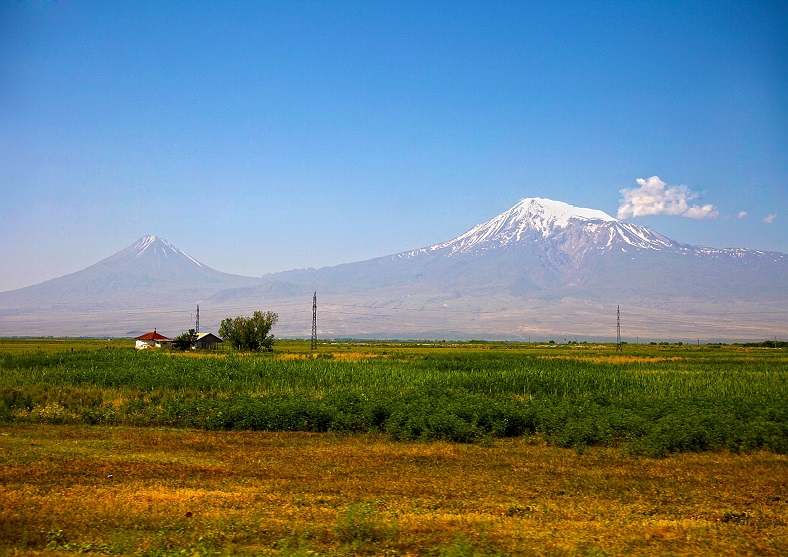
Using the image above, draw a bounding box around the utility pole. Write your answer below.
[311,292,317,351]
[616,305,622,351]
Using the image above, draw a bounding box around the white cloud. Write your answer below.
[763,213,777,224]
[738,211,748,219]
[617,176,719,220]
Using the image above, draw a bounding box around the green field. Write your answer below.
[2,338,787,556]
[1,339,786,456]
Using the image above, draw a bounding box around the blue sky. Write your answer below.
[1,0,786,291]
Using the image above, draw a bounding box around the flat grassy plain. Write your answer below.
[1,425,786,556]
[2,339,786,454]
[1,338,787,555]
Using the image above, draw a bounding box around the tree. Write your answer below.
[219,311,279,351]
[173,328,197,350]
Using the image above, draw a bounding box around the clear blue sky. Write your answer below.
[1,0,786,291]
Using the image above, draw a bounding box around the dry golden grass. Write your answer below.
[1,425,786,556]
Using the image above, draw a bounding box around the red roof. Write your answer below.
[134,331,172,341]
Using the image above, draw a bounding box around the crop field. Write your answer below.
[1,338,787,555]
[1,339,786,455]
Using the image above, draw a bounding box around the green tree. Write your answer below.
[172,328,198,350]
[219,311,279,351]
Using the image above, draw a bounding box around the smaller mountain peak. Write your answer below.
[132,235,177,252]
[134,235,161,250]
[124,236,202,266]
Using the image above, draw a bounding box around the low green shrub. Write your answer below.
[333,503,397,545]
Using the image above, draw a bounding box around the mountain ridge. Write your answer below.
[0,198,785,340]
[392,198,783,275]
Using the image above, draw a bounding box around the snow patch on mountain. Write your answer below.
[130,236,203,267]
[442,197,616,247]
[520,197,616,226]
[397,198,678,261]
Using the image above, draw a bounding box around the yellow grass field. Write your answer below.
[1,424,786,556]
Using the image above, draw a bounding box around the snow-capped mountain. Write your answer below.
[416,196,775,273]
[0,200,785,340]
[254,197,786,339]
[400,198,676,264]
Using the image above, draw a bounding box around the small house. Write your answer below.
[134,330,172,350]
[194,332,222,350]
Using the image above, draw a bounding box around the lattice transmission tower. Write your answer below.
[616,305,622,351]
[311,292,317,351]
[195,304,200,334]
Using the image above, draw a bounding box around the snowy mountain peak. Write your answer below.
[121,236,203,267]
[427,198,623,254]
[514,198,616,228]
[134,235,163,251]
[396,197,676,261]
[133,235,175,254]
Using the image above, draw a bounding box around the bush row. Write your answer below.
[2,385,786,455]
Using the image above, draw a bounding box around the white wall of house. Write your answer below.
[135,339,170,349]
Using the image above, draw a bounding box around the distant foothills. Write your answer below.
[0,198,785,342]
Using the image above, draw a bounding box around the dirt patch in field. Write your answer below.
[276,352,385,361]
[541,355,685,364]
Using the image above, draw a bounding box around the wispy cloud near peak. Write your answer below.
[617,176,719,220]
